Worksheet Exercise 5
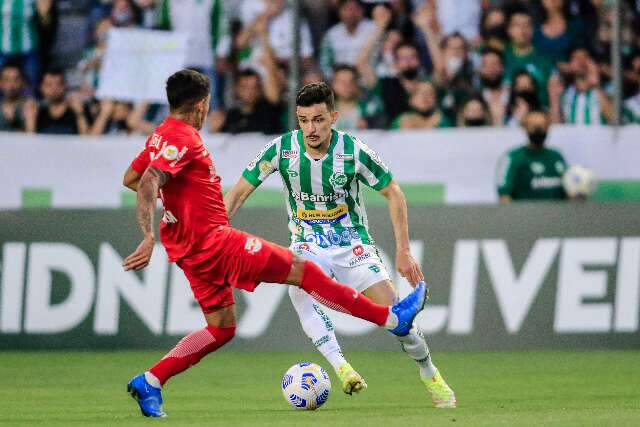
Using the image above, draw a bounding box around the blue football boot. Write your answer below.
[127,373,167,417]
[387,281,428,336]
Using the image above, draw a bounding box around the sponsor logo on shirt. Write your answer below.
[334,153,353,160]
[297,205,348,225]
[244,237,263,254]
[282,150,299,159]
[162,145,179,161]
[531,177,563,189]
[150,133,163,149]
[555,161,565,174]
[292,191,344,203]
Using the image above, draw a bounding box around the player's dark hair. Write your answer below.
[166,69,210,111]
[296,82,335,111]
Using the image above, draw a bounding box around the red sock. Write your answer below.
[299,260,389,326]
[149,325,235,385]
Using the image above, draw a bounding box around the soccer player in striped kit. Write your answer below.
[122,70,427,417]
[225,82,456,407]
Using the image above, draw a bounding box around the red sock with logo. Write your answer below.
[149,325,235,385]
[299,260,388,326]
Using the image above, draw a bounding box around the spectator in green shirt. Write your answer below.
[504,8,554,107]
[497,109,568,203]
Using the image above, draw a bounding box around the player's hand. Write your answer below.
[396,249,424,287]
[123,235,155,271]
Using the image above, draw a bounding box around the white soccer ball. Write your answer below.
[563,165,597,198]
[281,362,331,410]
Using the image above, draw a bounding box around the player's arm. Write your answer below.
[123,165,142,192]
[224,176,257,219]
[379,180,424,287]
[123,166,169,271]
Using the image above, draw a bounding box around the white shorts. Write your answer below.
[290,241,391,292]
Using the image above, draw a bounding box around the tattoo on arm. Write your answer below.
[136,167,169,236]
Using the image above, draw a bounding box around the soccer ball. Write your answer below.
[281,362,331,410]
[563,165,597,198]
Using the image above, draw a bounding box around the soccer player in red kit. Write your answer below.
[122,69,426,418]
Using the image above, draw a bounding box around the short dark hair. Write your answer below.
[0,59,25,78]
[296,82,335,111]
[165,69,210,111]
[393,41,418,58]
[43,67,66,85]
[332,64,359,79]
[236,68,262,82]
[481,46,504,61]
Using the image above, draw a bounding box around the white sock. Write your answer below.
[289,285,348,372]
[144,371,162,389]
[394,326,438,379]
[385,309,398,329]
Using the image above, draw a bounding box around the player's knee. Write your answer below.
[206,324,236,344]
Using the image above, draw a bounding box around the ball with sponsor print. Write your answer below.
[563,165,597,198]
[281,362,331,410]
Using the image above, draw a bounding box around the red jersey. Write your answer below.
[131,117,229,261]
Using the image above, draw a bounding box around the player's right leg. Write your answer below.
[288,243,367,395]
[127,258,237,418]
[259,244,426,336]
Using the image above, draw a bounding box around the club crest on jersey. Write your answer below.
[162,145,179,160]
[329,172,347,187]
[244,237,263,254]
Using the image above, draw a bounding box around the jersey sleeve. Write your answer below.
[355,138,393,191]
[131,145,151,174]
[149,133,196,177]
[496,151,517,197]
[242,138,279,187]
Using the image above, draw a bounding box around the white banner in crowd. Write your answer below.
[0,126,639,209]
[97,29,188,103]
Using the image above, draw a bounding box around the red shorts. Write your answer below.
[176,226,293,314]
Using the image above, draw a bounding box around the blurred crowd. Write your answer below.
[1,0,639,136]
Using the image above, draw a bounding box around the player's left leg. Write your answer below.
[287,242,366,394]
[362,280,456,408]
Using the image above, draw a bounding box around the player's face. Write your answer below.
[297,103,338,150]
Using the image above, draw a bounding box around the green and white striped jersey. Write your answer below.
[561,86,604,125]
[242,129,393,246]
[0,0,38,55]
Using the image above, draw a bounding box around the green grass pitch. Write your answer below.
[0,350,638,426]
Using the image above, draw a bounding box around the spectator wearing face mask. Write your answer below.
[359,40,424,127]
[504,7,554,107]
[479,7,508,51]
[549,46,614,125]
[496,109,568,203]
[392,80,451,129]
[475,47,508,126]
[505,70,542,127]
[457,94,491,127]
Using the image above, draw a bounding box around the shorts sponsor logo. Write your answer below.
[329,172,348,187]
[352,245,364,256]
[297,205,348,225]
[282,150,298,159]
[303,228,361,247]
[162,145,179,161]
[368,265,381,273]
[244,237,263,254]
[334,153,353,160]
[349,252,372,267]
